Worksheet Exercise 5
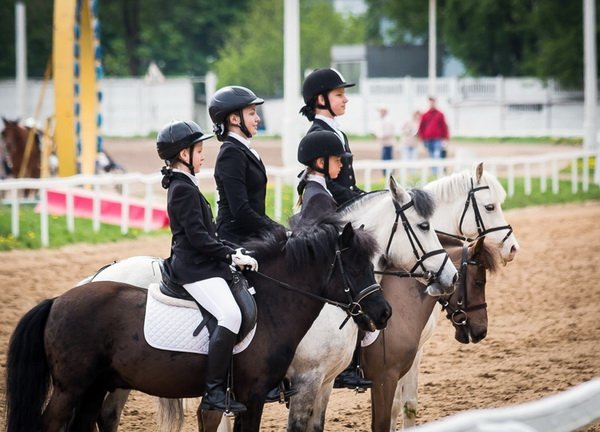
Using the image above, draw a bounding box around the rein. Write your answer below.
[253,245,382,329]
[435,177,513,244]
[437,243,487,326]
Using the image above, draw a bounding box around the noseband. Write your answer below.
[437,243,487,326]
[452,177,513,243]
[376,198,449,284]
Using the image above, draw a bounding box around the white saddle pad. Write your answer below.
[361,330,380,347]
[144,283,256,355]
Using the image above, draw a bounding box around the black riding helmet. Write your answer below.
[298,130,351,171]
[156,120,213,187]
[208,86,264,141]
[300,68,355,120]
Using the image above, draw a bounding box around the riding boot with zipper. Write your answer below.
[201,326,247,413]
[333,337,372,391]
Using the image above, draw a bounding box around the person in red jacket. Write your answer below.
[418,96,449,175]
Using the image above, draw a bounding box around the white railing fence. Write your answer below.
[407,378,600,432]
[1,150,598,247]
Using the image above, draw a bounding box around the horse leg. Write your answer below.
[370,371,401,432]
[310,380,334,432]
[399,349,422,429]
[287,372,323,432]
[42,389,81,432]
[68,384,107,432]
[197,407,231,432]
[232,400,265,432]
[98,389,131,432]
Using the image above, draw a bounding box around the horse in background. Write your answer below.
[1,117,41,180]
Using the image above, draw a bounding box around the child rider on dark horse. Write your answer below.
[157,120,258,413]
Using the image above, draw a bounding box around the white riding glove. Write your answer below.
[232,248,258,272]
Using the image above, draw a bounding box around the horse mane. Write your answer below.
[243,213,378,273]
[338,188,435,220]
[425,169,507,204]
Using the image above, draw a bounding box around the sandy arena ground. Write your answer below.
[0,201,598,431]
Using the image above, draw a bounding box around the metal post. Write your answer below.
[583,0,598,150]
[15,2,27,118]
[282,0,301,169]
[428,0,437,96]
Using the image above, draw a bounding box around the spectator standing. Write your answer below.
[400,110,421,162]
[374,106,396,165]
[418,96,449,175]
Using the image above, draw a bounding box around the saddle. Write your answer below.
[158,261,257,343]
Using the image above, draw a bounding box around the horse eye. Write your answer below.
[418,222,430,231]
[485,204,495,211]
[475,280,485,289]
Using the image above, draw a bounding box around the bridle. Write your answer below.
[255,241,382,329]
[375,197,450,284]
[437,243,487,326]
[438,177,513,244]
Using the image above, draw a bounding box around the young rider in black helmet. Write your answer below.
[209,86,279,245]
[157,120,258,413]
[296,130,349,219]
[300,68,365,206]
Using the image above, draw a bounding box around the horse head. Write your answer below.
[441,235,501,344]
[247,216,392,332]
[346,177,458,297]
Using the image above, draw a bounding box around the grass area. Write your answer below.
[1,176,598,251]
[0,204,168,251]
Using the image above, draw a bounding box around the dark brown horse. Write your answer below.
[5,216,392,432]
[363,234,501,432]
[1,117,41,179]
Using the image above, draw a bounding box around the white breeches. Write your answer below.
[184,277,242,334]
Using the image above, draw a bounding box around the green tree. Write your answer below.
[0,1,248,78]
[212,0,365,97]
[365,0,599,88]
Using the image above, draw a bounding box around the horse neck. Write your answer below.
[248,261,333,355]
[379,276,437,353]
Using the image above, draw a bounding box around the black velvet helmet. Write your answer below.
[301,68,355,105]
[297,130,351,166]
[209,85,263,125]
[156,120,213,161]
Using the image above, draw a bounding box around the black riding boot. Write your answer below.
[201,326,247,413]
[333,337,372,391]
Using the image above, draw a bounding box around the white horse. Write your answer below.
[87,177,458,432]
[391,162,519,431]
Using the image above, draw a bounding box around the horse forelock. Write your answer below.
[407,188,435,219]
[426,170,506,204]
[476,240,502,273]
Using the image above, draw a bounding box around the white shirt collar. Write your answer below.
[228,131,251,148]
[315,114,344,144]
[172,168,198,186]
[306,174,333,196]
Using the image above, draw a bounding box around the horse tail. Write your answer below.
[5,298,54,432]
[157,397,185,432]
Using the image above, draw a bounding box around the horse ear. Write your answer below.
[475,162,484,183]
[339,222,355,247]
[1,117,6,125]
[389,176,410,204]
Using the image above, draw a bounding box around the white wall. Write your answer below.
[1,76,597,138]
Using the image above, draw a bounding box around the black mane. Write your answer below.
[243,213,378,273]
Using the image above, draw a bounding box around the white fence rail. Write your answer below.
[407,378,600,432]
[1,150,599,247]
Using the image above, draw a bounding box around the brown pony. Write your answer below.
[1,117,41,180]
[363,234,501,432]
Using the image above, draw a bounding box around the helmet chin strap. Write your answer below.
[237,109,253,139]
[177,145,195,175]
[316,93,337,118]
